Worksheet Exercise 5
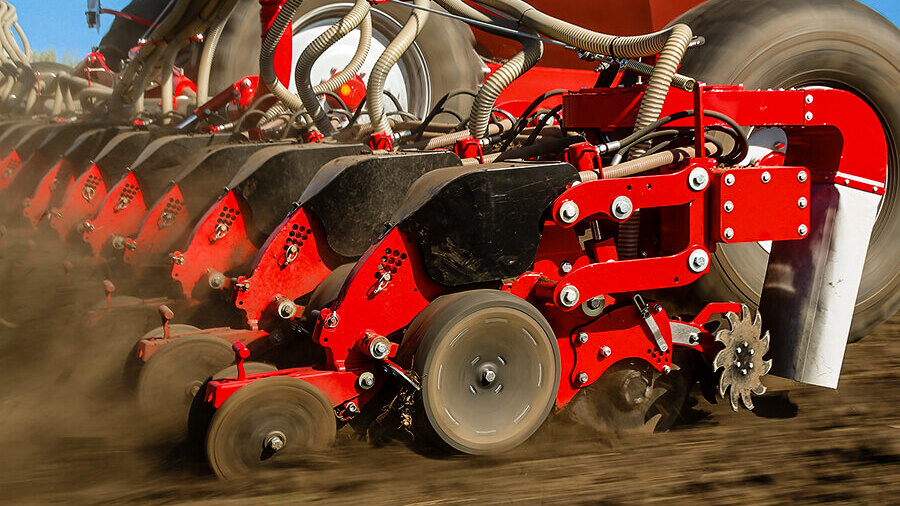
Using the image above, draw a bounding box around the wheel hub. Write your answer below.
[264,431,286,453]
[618,370,652,408]
[712,305,772,410]
[472,358,503,392]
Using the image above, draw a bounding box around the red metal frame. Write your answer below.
[81,171,148,255]
[123,184,189,267]
[48,163,107,241]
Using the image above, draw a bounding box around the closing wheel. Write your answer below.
[205,376,336,480]
[406,290,560,455]
[675,0,900,340]
[123,324,201,389]
[568,351,694,434]
[136,335,234,440]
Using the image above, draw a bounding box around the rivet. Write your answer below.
[724,201,734,213]
[798,197,808,209]
[724,174,736,186]
[798,171,808,183]
[798,224,808,236]
[761,171,771,183]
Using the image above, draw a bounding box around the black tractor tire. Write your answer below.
[208,0,482,117]
[674,0,900,341]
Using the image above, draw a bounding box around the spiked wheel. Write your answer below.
[568,351,694,433]
[206,377,336,480]
[137,335,234,440]
[407,291,560,454]
[713,304,772,410]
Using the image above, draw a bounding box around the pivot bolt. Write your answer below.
[264,431,286,452]
[798,197,808,209]
[600,346,612,357]
[372,341,389,359]
[761,171,771,184]
[689,333,700,345]
[723,228,735,240]
[688,249,709,273]
[688,167,709,191]
[798,224,808,236]
[276,296,298,319]
[559,285,580,308]
[724,201,734,213]
[724,174,736,186]
[576,332,589,344]
[560,261,573,274]
[358,372,376,390]
[581,296,606,317]
[576,372,589,385]
[346,402,359,414]
[798,171,808,183]
[610,196,634,220]
[559,201,579,224]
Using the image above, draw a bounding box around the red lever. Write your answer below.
[158,305,174,339]
[103,280,115,309]
[232,342,251,380]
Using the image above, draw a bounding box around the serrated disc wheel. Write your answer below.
[409,290,560,455]
[205,376,336,479]
[568,351,695,434]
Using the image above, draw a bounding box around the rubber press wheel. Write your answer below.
[205,376,336,480]
[123,323,201,389]
[674,0,900,340]
[403,290,560,455]
[137,335,235,440]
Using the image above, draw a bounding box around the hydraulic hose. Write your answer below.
[367,0,431,136]
[296,0,371,134]
[469,32,542,139]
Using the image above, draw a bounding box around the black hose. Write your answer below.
[494,134,585,162]
[498,89,568,151]
[523,103,563,146]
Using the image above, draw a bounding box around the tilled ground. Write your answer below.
[0,301,896,505]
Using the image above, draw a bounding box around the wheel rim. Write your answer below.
[137,336,234,438]
[206,377,335,479]
[422,306,557,454]
[290,4,431,118]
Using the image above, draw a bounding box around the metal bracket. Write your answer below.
[634,294,668,352]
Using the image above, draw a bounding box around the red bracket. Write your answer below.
[453,137,484,163]
[232,342,251,380]
[369,131,394,151]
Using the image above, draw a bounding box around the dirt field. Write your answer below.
[0,305,896,505]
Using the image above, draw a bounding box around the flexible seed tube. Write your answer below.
[260,0,304,111]
[196,1,239,104]
[367,0,431,136]
[423,119,512,149]
[297,0,371,133]
[469,33,541,139]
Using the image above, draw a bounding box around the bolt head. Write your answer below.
[268,436,284,451]
[724,201,734,213]
[373,341,389,358]
[482,369,497,383]
[688,249,709,273]
[798,171,808,183]
[610,196,634,220]
[577,332,589,344]
[805,111,814,121]
[600,346,612,357]
[798,197,808,209]
[576,372,589,384]
[359,372,376,389]
[805,94,814,104]
[723,228,735,240]
[559,285,580,308]
[662,365,671,374]
[798,224,808,236]
[560,261,573,274]
[761,171,771,183]
[347,402,359,413]
[689,333,700,344]
[688,167,709,191]
[724,174,736,186]
[559,201,579,224]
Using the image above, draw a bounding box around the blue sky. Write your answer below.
[15,0,900,58]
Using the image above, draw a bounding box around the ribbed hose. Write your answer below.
[297,0,371,134]
[260,0,305,111]
[196,4,235,104]
[367,0,431,136]
[424,119,512,149]
[159,42,182,115]
[469,34,541,139]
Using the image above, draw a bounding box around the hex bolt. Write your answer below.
[724,201,734,213]
[358,372,376,390]
[610,196,634,220]
[264,431,286,452]
[805,111,814,121]
[724,228,735,240]
[600,346,612,357]
[688,249,709,273]
[560,261,573,274]
[798,224,809,236]
[761,171,771,184]
[741,369,749,376]
[724,174,736,186]
[576,372,589,385]
[559,285,580,308]
[749,362,754,370]
[346,402,359,414]
[749,349,755,356]
[276,297,298,319]
[688,167,709,191]
[482,369,497,384]
[559,201,579,224]
[662,365,671,374]
[736,347,742,354]
[805,94,814,104]
[372,341,389,359]
[577,332,589,344]
[689,333,700,345]
[798,197,808,209]
[736,361,742,368]
[798,171,808,183]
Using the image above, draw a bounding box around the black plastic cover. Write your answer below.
[392,161,579,286]
[61,126,130,173]
[229,142,369,234]
[93,130,154,181]
[300,150,462,258]
[130,133,231,202]
[0,122,42,155]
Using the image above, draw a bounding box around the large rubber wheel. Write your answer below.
[674,0,900,340]
[205,376,336,480]
[136,335,234,440]
[403,290,560,455]
[567,351,694,434]
[209,0,481,118]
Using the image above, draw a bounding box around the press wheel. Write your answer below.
[205,376,336,479]
[136,335,234,440]
[123,324,201,389]
[407,290,560,455]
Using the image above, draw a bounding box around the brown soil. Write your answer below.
[0,286,896,505]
